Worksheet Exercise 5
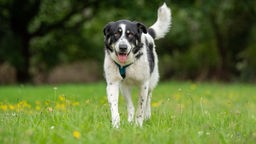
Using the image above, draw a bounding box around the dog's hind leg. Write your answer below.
[144,90,152,120]
[120,84,134,123]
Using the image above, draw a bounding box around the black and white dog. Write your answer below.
[103,3,171,128]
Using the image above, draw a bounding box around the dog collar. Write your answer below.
[114,61,133,79]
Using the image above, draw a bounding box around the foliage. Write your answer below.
[0,0,256,83]
[0,82,256,143]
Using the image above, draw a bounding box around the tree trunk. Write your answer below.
[16,34,31,83]
[9,0,41,83]
[209,13,231,81]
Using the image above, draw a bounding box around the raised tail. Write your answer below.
[148,3,171,40]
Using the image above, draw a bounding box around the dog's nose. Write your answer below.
[119,44,128,52]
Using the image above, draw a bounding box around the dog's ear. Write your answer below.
[103,22,114,36]
[136,22,147,34]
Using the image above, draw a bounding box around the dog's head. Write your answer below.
[103,20,147,65]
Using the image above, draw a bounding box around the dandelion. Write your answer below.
[17,101,31,109]
[9,105,15,110]
[45,100,50,106]
[73,130,81,139]
[1,104,8,111]
[36,106,41,111]
[152,101,162,107]
[55,103,66,111]
[72,101,80,106]
[59,95,65,101]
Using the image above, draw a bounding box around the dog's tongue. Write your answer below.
[118,54,128,64]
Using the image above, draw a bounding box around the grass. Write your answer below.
[0,81,256,143]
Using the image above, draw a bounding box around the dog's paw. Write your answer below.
[111,115,120,128]
[144,106,151,120]
[135,115,144,127]
[112,122,120,128]
[128,115,134,123]
[127,107,134,123]
[144,112,151,120]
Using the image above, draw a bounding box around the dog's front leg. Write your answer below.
[107,82,120,128]
[136,81,149,127]
[120,84,134,123]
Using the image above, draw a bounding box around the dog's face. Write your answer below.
[103,20,147,65]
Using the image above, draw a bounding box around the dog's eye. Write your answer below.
[114,32,120,38]
[126,30,134,39]
[114,28,122,38]
[127,33,134,38]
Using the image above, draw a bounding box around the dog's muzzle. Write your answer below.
[119,44,128,53]
[116,42,130,64]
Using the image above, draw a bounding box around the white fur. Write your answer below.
[150,3,171,40]
[104,3,171,128]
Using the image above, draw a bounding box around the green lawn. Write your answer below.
[0,82,256,143]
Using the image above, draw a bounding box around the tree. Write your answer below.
[203,0,255,80]
[0,0,99,83]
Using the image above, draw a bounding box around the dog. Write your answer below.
[103,3,171,128]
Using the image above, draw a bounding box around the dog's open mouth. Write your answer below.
[117,53,128,64]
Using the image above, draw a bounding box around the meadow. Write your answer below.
[0,81,255,144]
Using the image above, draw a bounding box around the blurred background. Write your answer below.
[0,0,255,84]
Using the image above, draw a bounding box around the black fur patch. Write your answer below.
[132,43,143,54]
[146,39,155,74]
[135,52,143,59]
[104,39,113,53]
[148,28,156,39]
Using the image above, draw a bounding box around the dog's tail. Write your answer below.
[148,3,171,40]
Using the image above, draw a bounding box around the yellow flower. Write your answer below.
[36,106,41,111]
[72,102,80,106]
[45,100,50,105]
[73,130,81,139]
[1,104,8,111]
[59,95,65,101]
[55,103,66,110]
[17,101,31,109]
[152,101,162,107]
[9,105,15,110]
